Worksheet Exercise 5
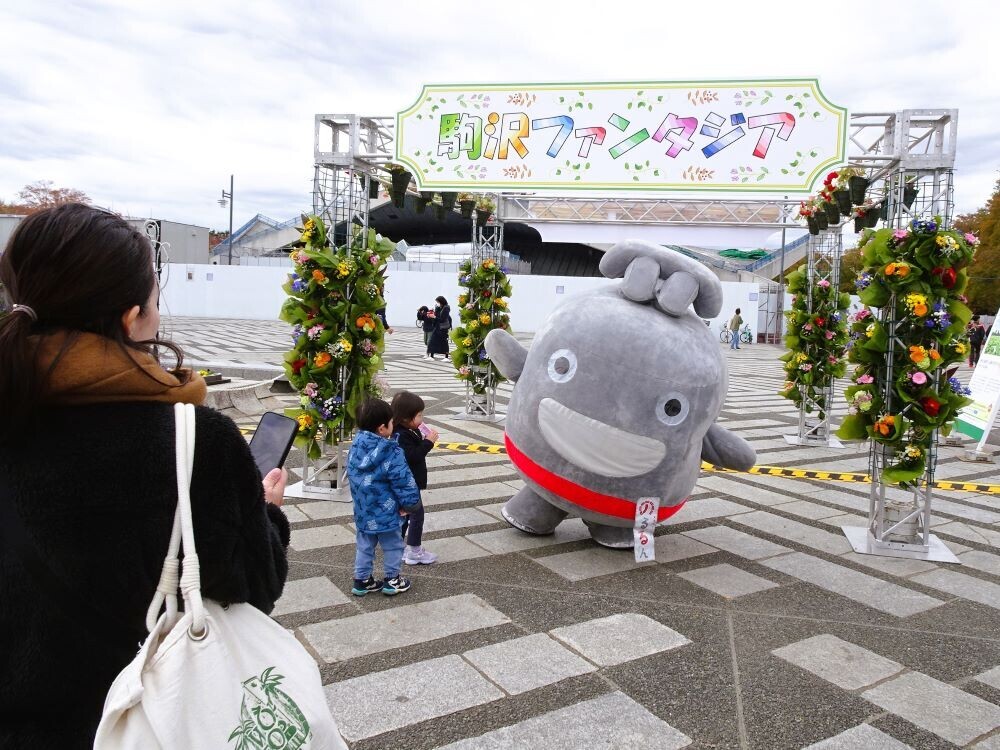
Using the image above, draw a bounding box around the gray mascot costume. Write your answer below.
[484,240,756,549]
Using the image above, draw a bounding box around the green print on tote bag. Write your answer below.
[229,667,312,749]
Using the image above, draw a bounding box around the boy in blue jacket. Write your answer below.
[347,398,421,596]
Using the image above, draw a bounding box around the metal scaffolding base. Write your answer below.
[284,442,352,503]
[842,525,960,563]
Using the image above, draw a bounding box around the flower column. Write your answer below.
[837,221,977,560]
[780,228,850,445]
[281,216,395,499]
[451,200,511,419]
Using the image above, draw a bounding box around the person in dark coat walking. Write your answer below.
[0,204,290,749]
[427,295,451,361]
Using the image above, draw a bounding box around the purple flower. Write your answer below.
[292,279,306,292]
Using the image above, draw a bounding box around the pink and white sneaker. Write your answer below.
[403,545,438,565]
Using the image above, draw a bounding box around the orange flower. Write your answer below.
[356,314,376,332]
[929,349,941,361]
[885,262,910,277]
[313,351,332,367]
[312,269,327,283]
[909,345,927,363]
[874,415,896,436]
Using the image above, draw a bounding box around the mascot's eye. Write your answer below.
[656,392,689,426]
[547,349,577,383]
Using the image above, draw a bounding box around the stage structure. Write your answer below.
[303,102,960,529]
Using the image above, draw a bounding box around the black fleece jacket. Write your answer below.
[0,402,290,749]
[393,426,434,489]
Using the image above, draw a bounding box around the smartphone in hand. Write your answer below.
[249,412,298,476]
[418,423,432,437]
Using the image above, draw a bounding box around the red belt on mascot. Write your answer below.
[504,433,686,523]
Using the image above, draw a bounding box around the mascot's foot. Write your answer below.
[501,487,568,535]
[584,521,635,549]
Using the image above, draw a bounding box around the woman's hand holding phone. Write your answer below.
[262,467,288,507]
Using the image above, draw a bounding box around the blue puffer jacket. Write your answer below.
[347,430,421,534]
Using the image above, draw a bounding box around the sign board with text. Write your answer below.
[956,309,1000,448]
[396,79,847,193]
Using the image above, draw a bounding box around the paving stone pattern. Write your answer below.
[170,319,1000,749]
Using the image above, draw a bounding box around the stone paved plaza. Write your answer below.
[170,317,1000,750]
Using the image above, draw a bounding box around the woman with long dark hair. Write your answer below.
[426,295,451,361]
[0,204,290,748]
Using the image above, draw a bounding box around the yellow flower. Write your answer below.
[463,336,474,346]
[955,341,967,354]
[479,313,491,325]
[458,295,468,306]
[467,320,479,331]
[493,298,507,308]
[935,235,947,247]
[296,413,314,432]
[482,259,495,269]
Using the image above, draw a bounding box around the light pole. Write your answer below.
[218,175,234,265]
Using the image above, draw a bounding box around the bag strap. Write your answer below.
[144,403,207,636]
[0,472,140,648]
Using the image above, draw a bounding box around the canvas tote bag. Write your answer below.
[95,403,347,749]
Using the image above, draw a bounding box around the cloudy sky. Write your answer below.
[1,1,997,231]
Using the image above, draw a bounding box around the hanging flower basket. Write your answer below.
[854,216,865,233]
[476,209,492,227]
[824,202,841,226]
[387,167,412,208]
[415,192,434,214]
[833,190,852,217]
[356,173,379,199]
[807,216,820,235]
[459,199,476,219]
[433,202,446,221]
[903,185,919,209]
[815,212,829,231]
[849,175,870,205]
[439,192,457,211]
[865,207,881,229]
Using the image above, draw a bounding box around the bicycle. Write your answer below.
[719,323,753,345]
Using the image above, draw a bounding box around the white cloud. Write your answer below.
[1,0,998,229]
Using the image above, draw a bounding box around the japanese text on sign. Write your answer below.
[396,80,847,193]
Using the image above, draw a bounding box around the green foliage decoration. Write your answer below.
[279,216,395,458]
[778,267,850,417]
[835,220,978,484]
[450,258,512,393]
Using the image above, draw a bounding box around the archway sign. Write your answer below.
[395,79,847,193]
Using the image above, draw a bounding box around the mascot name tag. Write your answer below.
[634,497,659,563]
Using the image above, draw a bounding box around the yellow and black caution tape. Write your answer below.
[438,441,506,455]
[434,442,1000,496]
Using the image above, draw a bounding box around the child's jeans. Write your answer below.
[354,528,405,580]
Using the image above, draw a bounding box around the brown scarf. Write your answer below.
[33,331,207,406]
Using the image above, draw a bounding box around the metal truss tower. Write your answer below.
[842,110,960,562]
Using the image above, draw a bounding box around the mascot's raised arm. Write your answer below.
[484,239,755,550]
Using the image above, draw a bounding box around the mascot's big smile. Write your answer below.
[537,397,666,477]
